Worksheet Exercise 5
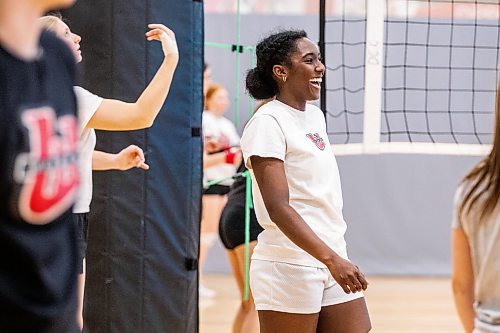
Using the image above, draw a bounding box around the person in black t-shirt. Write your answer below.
[0,0,80,332]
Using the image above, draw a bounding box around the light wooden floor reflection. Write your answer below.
[200,274,464,333]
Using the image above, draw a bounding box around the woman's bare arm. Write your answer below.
[250,155,367,294]
[451,227,475,333]
[86,24,178,131]
[92,145,149,171]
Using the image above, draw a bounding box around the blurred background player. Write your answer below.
[200,82,242,297]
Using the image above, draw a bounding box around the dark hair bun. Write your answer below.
[246,68,278,100]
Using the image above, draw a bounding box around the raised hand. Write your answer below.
[145,23,179,59]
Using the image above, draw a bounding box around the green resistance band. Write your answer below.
[242,170,253,301]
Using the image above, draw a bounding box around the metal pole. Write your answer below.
[319,0,326,117]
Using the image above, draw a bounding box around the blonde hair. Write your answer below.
[38,15,61,33]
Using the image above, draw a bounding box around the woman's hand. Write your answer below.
[146,24,179,60]
[204,137,226,154]
[326,255,368,294]
[116,145,149,171]
[224,147,242,166]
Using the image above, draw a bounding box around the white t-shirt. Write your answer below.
[240,100,348,268]
[73,86,103,214]
[203,111,240,186]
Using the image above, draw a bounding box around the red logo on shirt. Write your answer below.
[306,133,326,150]
[14,107,79,224]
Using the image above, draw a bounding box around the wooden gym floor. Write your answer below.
[200,274,463,333]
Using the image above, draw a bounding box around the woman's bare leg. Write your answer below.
[227,242,259,333]
[316,297,371,333]
[199,194,227,269]
[258,310,319,333]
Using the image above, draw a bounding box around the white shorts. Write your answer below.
[474,319,500,333]
[250,259,364,314]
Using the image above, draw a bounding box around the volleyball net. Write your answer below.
[321,0,499,155]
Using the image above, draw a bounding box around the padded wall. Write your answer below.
[64,1,203,332]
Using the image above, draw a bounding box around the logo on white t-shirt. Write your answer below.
[306,133,326,150]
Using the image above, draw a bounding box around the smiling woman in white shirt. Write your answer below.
[240,30,371,333]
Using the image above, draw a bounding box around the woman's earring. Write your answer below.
[282,76,287,83]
